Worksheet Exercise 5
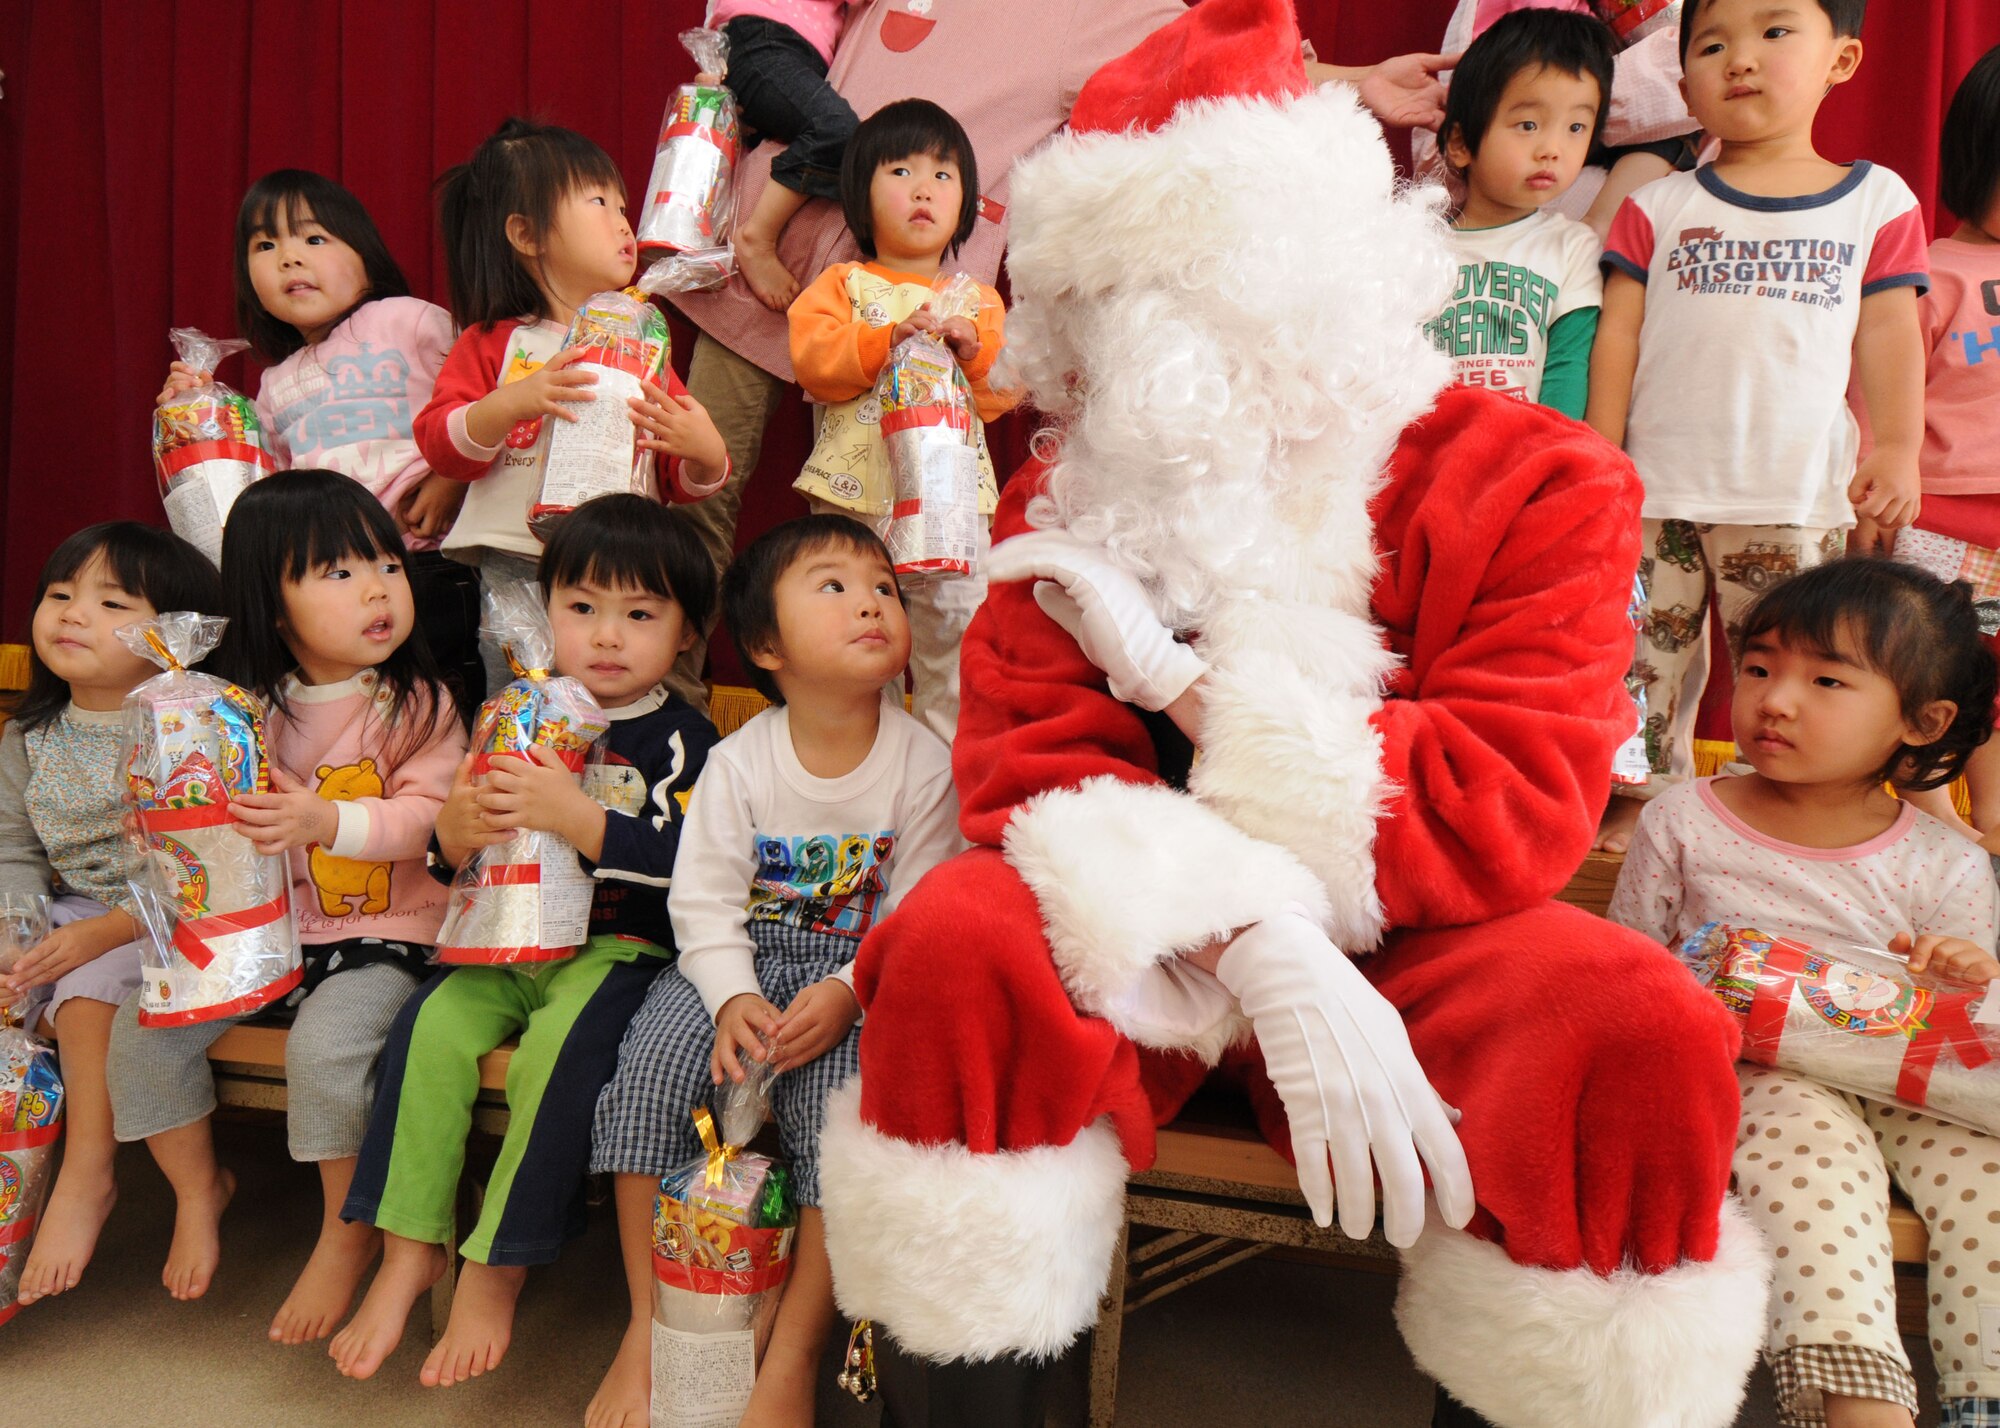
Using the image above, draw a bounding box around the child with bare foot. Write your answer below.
[691,4,859,311]
[586,515,962,1428]
[333,495,719,1389]
[0,524,222,1313]
[104,473,464,1322]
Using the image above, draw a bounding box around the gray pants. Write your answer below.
[107,961,417,1162]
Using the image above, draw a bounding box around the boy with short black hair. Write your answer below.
[1425,7,1617,418]
[589,514,963,1427]
[1589,0,1928,853]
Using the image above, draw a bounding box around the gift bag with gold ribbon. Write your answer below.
[878,272,986,581]
[0,1027,64,1327]
[122,613,301,1026]
[435,584,609,964]
[151,328,279,565]
[650,1058,796,1428]
[528,290,673,541]
[1678,922,2000,1135]
[636,27,741,294]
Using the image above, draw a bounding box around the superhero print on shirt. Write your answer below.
[747,830,898,937]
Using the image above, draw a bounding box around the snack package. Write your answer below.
[651,1058,796,1428]
[0,1027,64,1328]
[529,290,673,540]
[122,614,302,1026]
[1678,922,2000,1136]
[1597,0,1682,46]
[878,273,985,580]
[435,585,609,964]
[151,328,279,564]
[1611,571,1650,787]
[636,28,741,293]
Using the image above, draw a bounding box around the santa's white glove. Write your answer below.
[986,530,1207,711]
[1215,907,1475,1247]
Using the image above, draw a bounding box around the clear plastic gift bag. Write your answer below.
[1610,571,1650,788]
[122,614,301,1026]
[651,1057,796,1428]
[1678,922,2000,1136]
[151,328,279,565]
[636,28,742,294]
[435,584,610,965]
[1596,0,1682,46]
[529,290,673,541]
[878,273,984,581]
[0,1025,64,1327]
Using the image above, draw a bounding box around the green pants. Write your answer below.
[342,935,665,1266]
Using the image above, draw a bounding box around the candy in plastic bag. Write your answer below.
[651,1057,796,1428]
[436,584,609,964]
[636,28,742,293]
[0,1026,64,1327]
[529,291,673,540]
[878,273,984,580]
[1596,0,1682,45]
[1679,922,2000,1136]
[151,328,279,564]
[122,614,301,1026]
[1611,571,1650,787]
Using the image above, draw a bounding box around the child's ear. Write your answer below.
[748,637,785,678]
[1826,36,1863,89]
[1908,698,1959,749]
[504,213,540,259]
[1442,124,1474,174]
[676,620,698,657]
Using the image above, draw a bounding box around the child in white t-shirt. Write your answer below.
[1590,0,1929,852]
[1424,8,1614,419]
[589,514,961,1426]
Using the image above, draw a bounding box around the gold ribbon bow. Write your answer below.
[694,1106,737,1188]
[502,644,550,682]
[144,628,184,672]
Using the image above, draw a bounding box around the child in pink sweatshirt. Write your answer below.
[105,472,465,1346]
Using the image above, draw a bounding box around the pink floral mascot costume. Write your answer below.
[818,2,1771,1424]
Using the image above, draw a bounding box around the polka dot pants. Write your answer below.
[1736,1064,2000,1424]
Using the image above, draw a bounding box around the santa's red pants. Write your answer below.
[820,849,1773,1428]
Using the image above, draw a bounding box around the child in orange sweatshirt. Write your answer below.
[787,98,1016,744]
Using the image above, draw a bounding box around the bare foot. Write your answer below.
[421,1260,527,1388]
[1593,795,1644,854]
[330,1239,447,1380]
[735,228,800,312]
[163,1167,235,1300]
[737,1346,816,1427]
[271,1219,381,1344]
[16,1169,116,1304]
[585,1317,654,1428]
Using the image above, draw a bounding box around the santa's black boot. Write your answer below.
[874,1333,1052,1428]
[1431,1385,1504,1427]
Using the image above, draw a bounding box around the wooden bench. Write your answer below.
[1091,850,1934,1427]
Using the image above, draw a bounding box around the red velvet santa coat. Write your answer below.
[820,390,1770,1428]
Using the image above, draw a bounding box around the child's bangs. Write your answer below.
[283,498,402,582]
[242,183,317,244]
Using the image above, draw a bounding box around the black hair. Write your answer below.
[1681,0,1866,61]
[1441,9,1616,173]
[537,494,718,638]
[1940,44,2000,228]
[213,471,449,769]
[235,170,412,363]
[839,99,980,261]
[721,515,898,705]
[437,117,626,330]
[7,523,226,732]
[1737,557,1997,792]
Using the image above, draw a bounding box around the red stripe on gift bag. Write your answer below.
[159,438,277,478]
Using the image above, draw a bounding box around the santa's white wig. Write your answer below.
[1000,85,1457,629]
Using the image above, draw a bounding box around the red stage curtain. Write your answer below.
[2,2,1996,685]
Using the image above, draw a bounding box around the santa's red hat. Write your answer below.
[1068,0,1312,136]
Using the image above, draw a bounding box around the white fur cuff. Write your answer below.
[1003,777,1328,1061]
[1394,1200,1772,1428]
[818,1083,1131,1362]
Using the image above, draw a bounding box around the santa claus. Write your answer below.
[818,2,1770,1424]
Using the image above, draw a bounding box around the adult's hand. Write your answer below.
[1215,907,1475,1246]
[1338,51,1460,132]
[987,529,1207,712]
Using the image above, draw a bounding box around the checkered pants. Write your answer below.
[590,918,861,1204]
[1946,1400,2000,1428]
